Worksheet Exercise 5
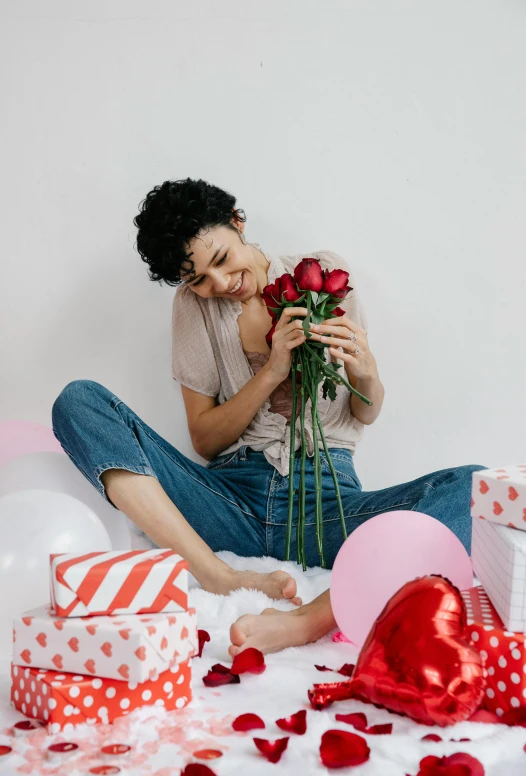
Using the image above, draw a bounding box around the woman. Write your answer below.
[51,177,484,653]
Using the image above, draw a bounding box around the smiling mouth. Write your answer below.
[228,272,244,294]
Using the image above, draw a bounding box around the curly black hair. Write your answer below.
[133,177,246,287]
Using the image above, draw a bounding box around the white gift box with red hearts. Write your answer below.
[12,604,198,684]
[471,516,526,632]
[471,465,526,531]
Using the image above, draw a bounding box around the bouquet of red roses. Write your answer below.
[262,258,372,570]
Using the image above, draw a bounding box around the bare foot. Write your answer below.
[210,569,302,606]
[229,607,314,657]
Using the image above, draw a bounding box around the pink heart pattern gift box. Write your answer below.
[12,605,198,683]
[50,549,189,617]
[471,464,526,531]
[10,660,192,733]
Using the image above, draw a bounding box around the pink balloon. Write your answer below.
[0,421,63,468]
[330,510,473,650]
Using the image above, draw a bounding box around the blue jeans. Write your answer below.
[51,380,485,569]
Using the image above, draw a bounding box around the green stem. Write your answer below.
[303,353,325,568]
[285,349,299,561]
[315,402,347,544]
[297,347,308,570]
[304,341,372,406]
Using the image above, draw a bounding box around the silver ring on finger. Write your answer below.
[353,346,360,355]
[348,331,357,342]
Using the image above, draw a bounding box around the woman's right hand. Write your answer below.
[265,307,311,383]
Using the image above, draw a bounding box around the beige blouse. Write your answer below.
[171,246,368,476]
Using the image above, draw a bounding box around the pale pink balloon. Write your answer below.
[330,510,473,650]
[0,420,63,468]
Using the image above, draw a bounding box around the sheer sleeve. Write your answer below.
[171,286,221,397]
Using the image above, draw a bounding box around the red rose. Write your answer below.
[293,258,324,293]
[262,274,301,312]
[265,321,277,348]
[322,267,352,299]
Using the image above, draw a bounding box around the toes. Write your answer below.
[282,575,298,600]
[228,644,241,658]
[229,619,248,648]
[291,596,302,607]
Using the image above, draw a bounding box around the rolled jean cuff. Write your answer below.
[94,462,159,508]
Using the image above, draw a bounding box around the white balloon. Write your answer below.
[0,451,131,550]
[0,489,112,660]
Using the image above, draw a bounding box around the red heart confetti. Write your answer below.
[181,765,217,776]
[416,753,484,776]
[253,737,289,763]
[231,647,266,675]
[193,750,223,760]
[198,629,211,658]
[276,709,307,735]
[320,730,370,768]
[101,744,131,755]
[232,713,265,731]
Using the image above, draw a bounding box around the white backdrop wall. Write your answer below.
[1,0,525,492]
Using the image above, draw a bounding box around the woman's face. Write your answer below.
[181,222,264,302]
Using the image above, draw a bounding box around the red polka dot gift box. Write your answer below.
[50,549,189,617]
[462,586,526,716]
[471,515,526,632]
[13,604,197,684]
[10,659,192,733]
[471,465,526,531]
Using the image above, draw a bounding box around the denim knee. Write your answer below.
[51,380,109,443]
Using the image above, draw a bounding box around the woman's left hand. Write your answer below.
[307,316,378,382]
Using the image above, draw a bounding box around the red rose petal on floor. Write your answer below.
[450,738,471,742]
[276,709,307,735]
[211,663,231,674]
[0,746,12,757]
[253,737,289,764]
[320,730,370,768]
[193,750,223,760]
[501,708,526,727]
[203,669,240,687]
[417,753,484,776]
[231,647,266,675]
[90,768,121,775]
[181,765,217,776]
[101,744,131,755]
[232,713,265,731]
[335,712,367,732]
[468,709,501,724]
[315,664,333,672]
[197,630,210,658]
[366,723,393,735]
[337,663,355,678]
[421,734,443,742]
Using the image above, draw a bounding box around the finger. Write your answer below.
[322,335,361,352]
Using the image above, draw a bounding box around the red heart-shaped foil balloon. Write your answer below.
[348,575,486,726]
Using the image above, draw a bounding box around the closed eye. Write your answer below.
[191,254,227,287]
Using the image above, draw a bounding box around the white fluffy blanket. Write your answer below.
[0,552,525,775]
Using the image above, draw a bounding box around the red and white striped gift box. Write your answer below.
[50,550,189,617]
[471,465,526,531]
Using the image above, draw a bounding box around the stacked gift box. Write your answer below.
[465,464,526,716]
[10,549,198,732]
